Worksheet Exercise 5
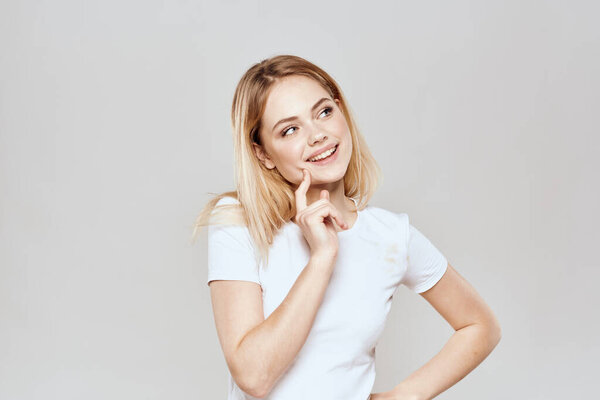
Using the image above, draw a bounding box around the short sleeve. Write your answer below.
[401,220,448,293]
[206,197,260,287]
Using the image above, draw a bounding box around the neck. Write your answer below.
[305,179,346,209]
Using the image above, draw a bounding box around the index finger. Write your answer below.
[295,169,311,212]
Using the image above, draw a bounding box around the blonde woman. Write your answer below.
[193,55,501,400]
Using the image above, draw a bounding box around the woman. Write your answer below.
[193,55,501,400]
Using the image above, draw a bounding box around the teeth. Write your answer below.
[309,145,337,162]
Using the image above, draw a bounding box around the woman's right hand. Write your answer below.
[294,169,349,260]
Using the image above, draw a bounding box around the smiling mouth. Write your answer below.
[307,144,338,162]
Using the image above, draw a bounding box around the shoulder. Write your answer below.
[209,196,246,226]
[364,205,409,231]
[358,205,411,245]
[215,196,241,207]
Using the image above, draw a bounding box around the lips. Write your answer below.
[305,143,338,161]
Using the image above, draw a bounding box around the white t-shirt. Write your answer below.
[207,196,448,400]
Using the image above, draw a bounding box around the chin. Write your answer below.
[306,165,348,183]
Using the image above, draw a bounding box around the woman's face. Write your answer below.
[255,75,353,186]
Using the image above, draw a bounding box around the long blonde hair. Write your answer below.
[191,54,382,268]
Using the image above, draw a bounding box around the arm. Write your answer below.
[209,254,335,398]
[385,263,502,400]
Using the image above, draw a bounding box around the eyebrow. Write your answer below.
[271,97,332,132]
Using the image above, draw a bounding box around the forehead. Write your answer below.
[263,76,330,118]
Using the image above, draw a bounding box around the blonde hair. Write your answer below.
[191,54,382,268]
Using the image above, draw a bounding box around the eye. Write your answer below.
[281,126,297,137]
[319,107,333,118]
[280,106,334,137]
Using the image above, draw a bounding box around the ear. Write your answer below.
[252,142,276,169]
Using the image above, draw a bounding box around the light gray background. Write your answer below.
[1,1,598,399]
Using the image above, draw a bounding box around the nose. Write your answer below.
[309,131,327,146]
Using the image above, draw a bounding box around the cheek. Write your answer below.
[274,142,304,165]
[291,143,306,162]
[333,115,350,134]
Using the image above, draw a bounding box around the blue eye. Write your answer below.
[320,107,332,117]
[281,126,297,137]
[280,107,333,137]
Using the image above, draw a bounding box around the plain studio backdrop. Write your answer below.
[1,1,598,399]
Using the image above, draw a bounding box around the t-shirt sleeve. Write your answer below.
[206,197,261,287]
[401,219,448,293]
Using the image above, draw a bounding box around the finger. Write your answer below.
[323,196,348,229]
[331,206,349,229]
[316,193,348,230]
[319,190,334,226]
[295,169,310,213]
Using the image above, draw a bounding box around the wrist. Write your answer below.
[391,384,424,400]
[311,251,337,263]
